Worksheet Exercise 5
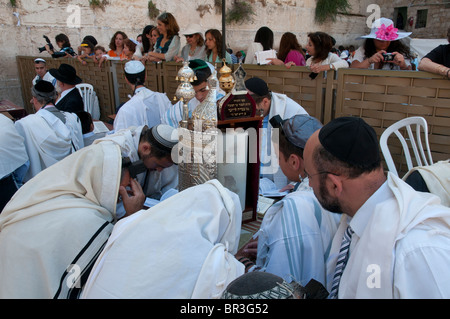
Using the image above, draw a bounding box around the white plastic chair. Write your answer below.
[76,83,100,119]
[380,116,433,177]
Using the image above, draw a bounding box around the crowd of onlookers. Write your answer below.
[40,12,450,79]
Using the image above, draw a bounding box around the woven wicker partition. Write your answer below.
[16,56,115,122]
[114,60,161,107]
[335,68,450,175]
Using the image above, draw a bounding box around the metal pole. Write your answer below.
[222,0,226,64]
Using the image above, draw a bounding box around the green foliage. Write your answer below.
[89,0,109,11]
[10,0,16,8]
[148,0,160,20]
[226,0,255,25]
[315,0,351,24]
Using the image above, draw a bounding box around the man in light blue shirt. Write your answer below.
[237,114,339,287]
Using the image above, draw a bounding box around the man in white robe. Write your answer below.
[113,61,172,132]
[237,115,339,287]
[94,124,178,202]
[303,116,450,298]
[14,80,84,182]
[0,114,29,212]
[32,58,56,87]
[0,141,145,298]
[82,179,244,299]
[245,77,308,189]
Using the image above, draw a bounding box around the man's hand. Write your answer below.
[119,178,145,218]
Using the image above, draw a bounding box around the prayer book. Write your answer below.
[259,177,289,197]
[255,49,277,65]
[93,121,110,134]
[143,188,178,209]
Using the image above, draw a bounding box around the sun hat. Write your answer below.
[358,18,411,41]
[49,64,82,85]
[182,23,203,36]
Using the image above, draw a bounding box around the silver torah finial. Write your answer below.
[191,67,218,132]
[174,61,196,128]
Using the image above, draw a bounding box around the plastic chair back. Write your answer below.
[380,116,433,177]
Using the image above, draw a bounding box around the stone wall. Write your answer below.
[377,0,450,39]
[1,0,434,108]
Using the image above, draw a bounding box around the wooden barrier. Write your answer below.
[16,56,449,175]
[335,68,450,175]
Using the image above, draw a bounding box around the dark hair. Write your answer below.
[81,40,95,52]
[277,129,304,160]
[76,111,93,134]
[313,143,381,180]
[141,25,154,53]
[55,34,71,48]
[362,38,413,70]
[157,12,180,38]
[205,29,225,61]
[83,35,98,46]
[307,32,333,63]
[277,32,305,62]
[94,45,106,53]
[254,26,274,51]
[140,127,173,159]
[192,68,211,86]
[109,31,128,51]
[125,70,146,87]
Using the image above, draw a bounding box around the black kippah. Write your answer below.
[318,117,380,166]
[245,77,270,96]
[34,80,55,93]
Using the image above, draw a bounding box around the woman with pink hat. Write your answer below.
[351,18,414,70]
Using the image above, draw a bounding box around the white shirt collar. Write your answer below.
[349,180,390,238]
[57,87,76,103]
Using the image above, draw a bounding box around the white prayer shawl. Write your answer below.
[113,87,172,132]
[0,142,122,298]
[94,126,178,199]
[82,179,244,299]
[14,108,84,182]
[32,71,57,86]
[402,160,450,207]
[261,92,308,188]
[0,114,28,179]
[328,173,450,298]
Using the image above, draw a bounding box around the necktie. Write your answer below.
[329,225,354,299]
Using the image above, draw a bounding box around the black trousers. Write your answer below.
[0,174,19,213]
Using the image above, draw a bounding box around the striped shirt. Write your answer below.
[254,180,340,286]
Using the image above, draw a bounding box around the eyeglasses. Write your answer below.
[303,169,340,179]
[185,34,194,39]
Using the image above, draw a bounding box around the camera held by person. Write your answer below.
[38,35,54,53]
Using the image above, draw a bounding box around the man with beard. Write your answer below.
[303,116,450,298]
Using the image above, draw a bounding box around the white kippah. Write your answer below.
[124,61,145,74]
[34,58,46,64]
[153,124,178,148]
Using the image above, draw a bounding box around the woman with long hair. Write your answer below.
[245,26,274,64]
[45,33,76,58]
[146,12,180,62]
[351,18,413,70]
[108,31,128,59]
[204,29,232,65]
[141,25,154,54]
[305,31,349,74]
[268,32,306,68]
